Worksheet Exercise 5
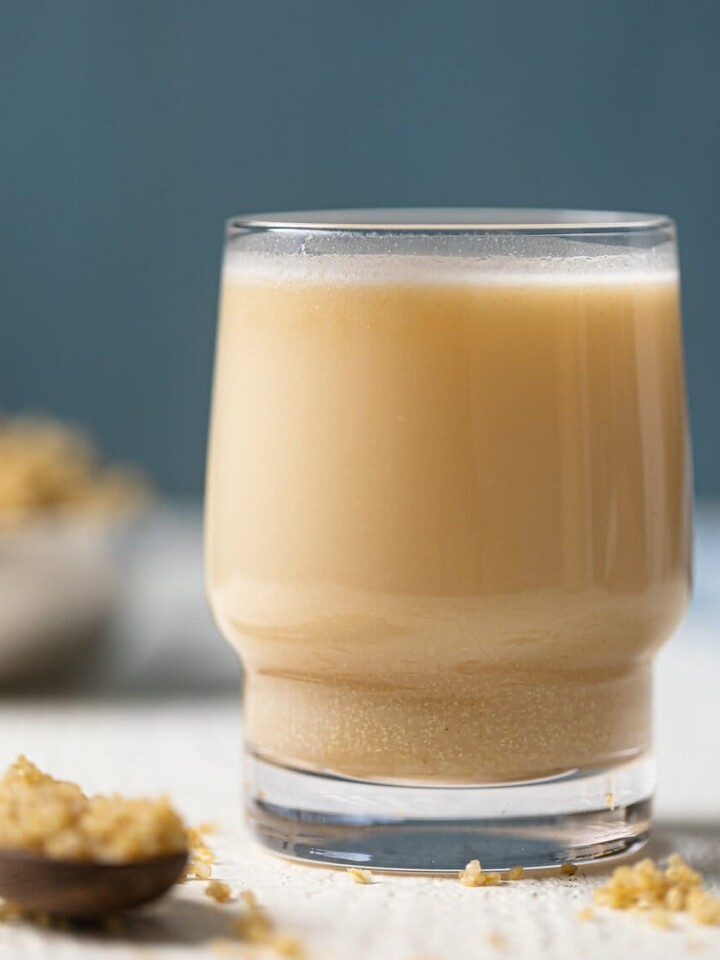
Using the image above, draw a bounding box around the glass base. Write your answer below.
[246,751,654,872]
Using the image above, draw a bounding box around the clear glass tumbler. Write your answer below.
[205,209,691,871]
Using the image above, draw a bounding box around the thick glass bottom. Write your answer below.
[246,751,654,872]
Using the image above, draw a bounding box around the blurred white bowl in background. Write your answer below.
[0,517,118,683]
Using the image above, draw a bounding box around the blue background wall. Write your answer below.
[1,0,718,494]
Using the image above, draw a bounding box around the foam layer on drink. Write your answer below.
[222,246,678,288]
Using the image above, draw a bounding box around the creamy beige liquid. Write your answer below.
[206,256,691,784]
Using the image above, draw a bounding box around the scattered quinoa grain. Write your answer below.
[347,867,373,885]
[230,891,304,956]
[592,854,720,927]
[459,859,485,887]
[560,863,578,876]
[195,821,217,835]
[665,885,686,911]
[508,865,524,881]
[240,890,258,909]
[232,908,273,943]
[486,930,507,949]
[205,880,233,904]
[687,888,720,926]
[648,908,673,929]
[484,872,502,885]
[272,934,306,957]
[183,822,216,881]
[666,854,702,888]
[193,861,212,880]
[577,906,594,922]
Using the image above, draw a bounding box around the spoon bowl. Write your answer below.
[0,847,187,919]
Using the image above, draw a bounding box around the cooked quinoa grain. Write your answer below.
[271,934,306,957]
[228,891,306,956]
[240,890,258,909]
[182,822,216,881]
[486,931,507,949]
[459,859,485,887]
[593,854,720,927]
[205,880,232,904]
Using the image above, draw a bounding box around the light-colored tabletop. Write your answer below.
[0,504,717,959]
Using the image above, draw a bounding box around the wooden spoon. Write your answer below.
[0,847,187,919]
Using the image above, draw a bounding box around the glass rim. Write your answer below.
[228,207,674,235]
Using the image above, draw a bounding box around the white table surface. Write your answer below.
[0,504,717,959]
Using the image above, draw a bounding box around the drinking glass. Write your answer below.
[205,209,691,871]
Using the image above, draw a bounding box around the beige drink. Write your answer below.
[206,252,690,785]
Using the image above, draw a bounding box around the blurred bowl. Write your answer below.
[0,516,119,684]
